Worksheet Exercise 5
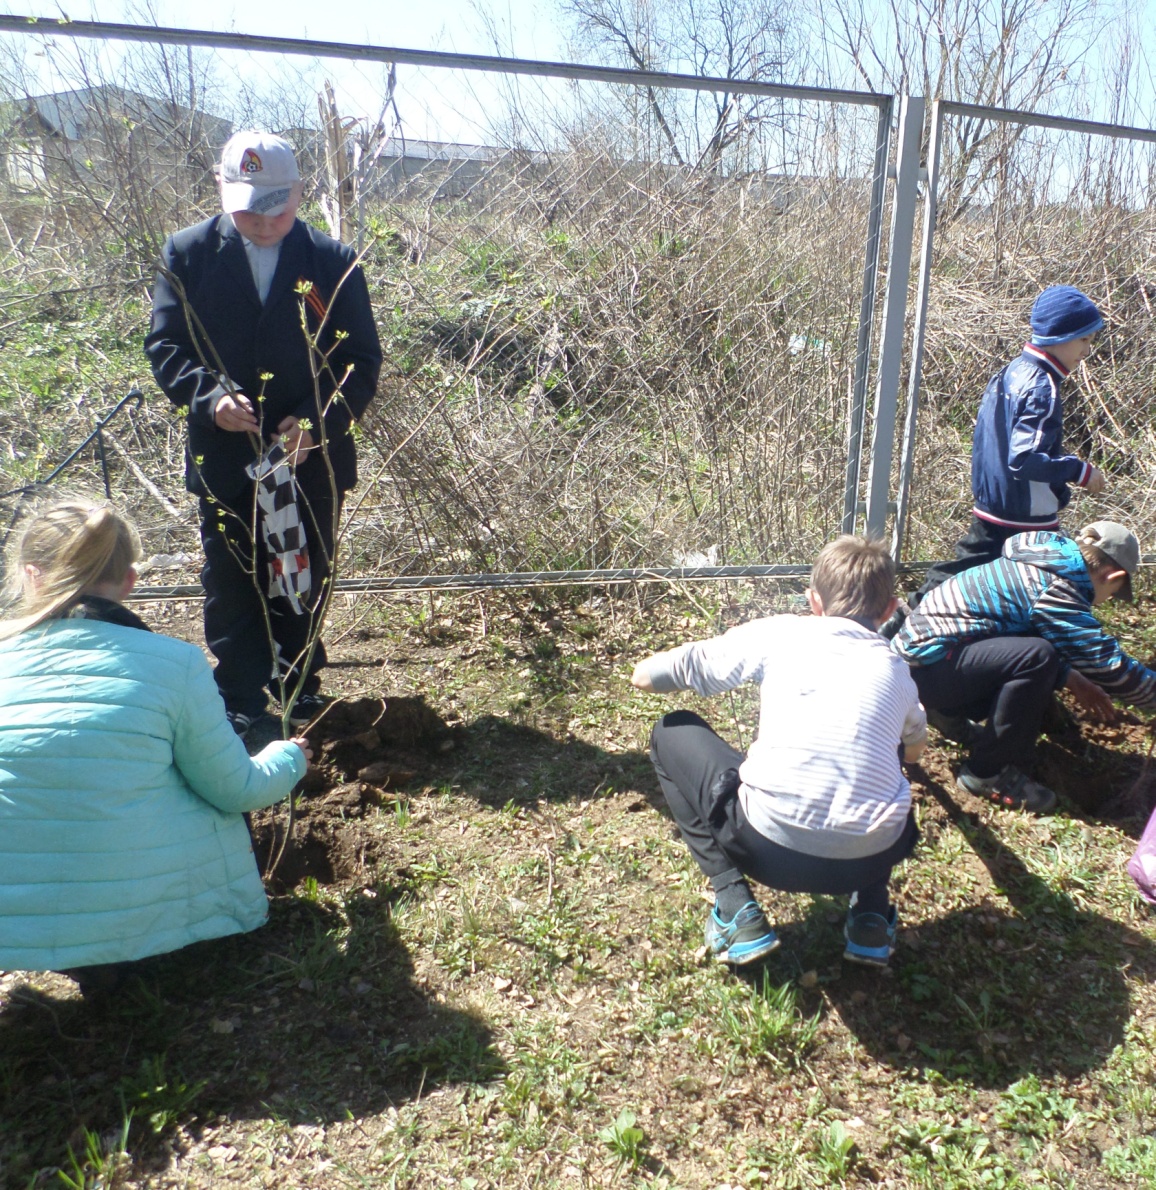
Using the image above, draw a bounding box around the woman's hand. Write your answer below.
[289,736,314,767]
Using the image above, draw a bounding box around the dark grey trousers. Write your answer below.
[649,710,918,915]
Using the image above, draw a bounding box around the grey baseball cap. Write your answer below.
[1079,521,1140,601]
[218,131,301,216]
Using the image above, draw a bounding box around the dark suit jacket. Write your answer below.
[146,215,382,500]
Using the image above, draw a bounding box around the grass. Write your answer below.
[2,583,1156,1187]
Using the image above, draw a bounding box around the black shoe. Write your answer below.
[925,708,982,747]
[226,710,256,736]
[957,764,1057,815]
[227,709,275,739]
[288,692,330,729]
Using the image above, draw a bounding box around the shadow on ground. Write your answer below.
[0,883,502,1185]
[443,714,656,810]
[806,775,1155,1090]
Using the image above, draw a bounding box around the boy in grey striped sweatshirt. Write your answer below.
[632,536,927,968]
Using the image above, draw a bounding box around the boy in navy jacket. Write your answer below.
[886,287,1106,638]
[146,131,382,732]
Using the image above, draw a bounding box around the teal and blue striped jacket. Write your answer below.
[894,532,1156,707]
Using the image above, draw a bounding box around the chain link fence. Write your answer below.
[896,101,1156,571]
[0,19,891,588]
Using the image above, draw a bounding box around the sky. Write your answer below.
[3,2,1155,151]
[3,1,567,57]
[0,1,575,143]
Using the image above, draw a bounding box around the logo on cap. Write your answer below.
[240,149,263,175]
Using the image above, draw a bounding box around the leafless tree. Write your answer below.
[810,0,1118,219]
[558,0,798,171]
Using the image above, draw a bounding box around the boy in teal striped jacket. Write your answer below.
[893,522,1152,813]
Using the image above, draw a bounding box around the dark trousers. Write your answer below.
[910,636,1062,778]
[199,472,341,717]
[914,517,1020,603]
[649,711,919,916]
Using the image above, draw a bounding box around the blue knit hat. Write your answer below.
[1030,286,1103,346]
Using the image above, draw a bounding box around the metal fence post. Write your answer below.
[864,94,924,540]
[892,98,943,563]
[842,98,893,533]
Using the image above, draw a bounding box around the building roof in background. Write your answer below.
[9,84,231,143]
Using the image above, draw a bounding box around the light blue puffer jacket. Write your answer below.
[0,615,306,971]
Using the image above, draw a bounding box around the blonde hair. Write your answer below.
[1,500,139,640]
[810,535,896,621]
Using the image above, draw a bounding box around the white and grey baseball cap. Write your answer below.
[218,131,301,216]
[1080,521,1140,601]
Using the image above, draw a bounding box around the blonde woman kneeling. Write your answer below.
[0,501,311,995]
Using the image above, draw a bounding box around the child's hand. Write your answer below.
[277,416,315,464]
[289,736,314,767]
[631,659,655,692]
[903,740,926,764]
[214,392,260,433]
[1065,668,1115,723]
[1084,465,1106,496]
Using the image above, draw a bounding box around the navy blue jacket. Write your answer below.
[146,215,382,500]
[971,345,1092,530]
[894,532,1156,707]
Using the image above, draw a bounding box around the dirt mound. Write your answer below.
[250,696,455,891]
[1035,696,1156,816]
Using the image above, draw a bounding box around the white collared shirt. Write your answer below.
[242,239,281,304]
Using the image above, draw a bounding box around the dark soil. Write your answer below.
[251,696,460,891]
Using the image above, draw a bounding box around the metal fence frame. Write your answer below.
[892,97,1156,566]
[0,15,905,589]
[15,21,1153,587]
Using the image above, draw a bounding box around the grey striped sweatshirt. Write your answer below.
[645,615,926,859]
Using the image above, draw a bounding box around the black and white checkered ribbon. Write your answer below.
[245,442,311,614]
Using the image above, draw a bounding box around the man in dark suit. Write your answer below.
[146,131,382,734]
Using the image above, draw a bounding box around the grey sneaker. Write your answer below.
[926,707,982,747]
[704,901,780,965]
[957,764,1057,814]
[843,905,899,968]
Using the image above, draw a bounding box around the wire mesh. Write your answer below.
[0,24,887,583]
[900,106,1156,569]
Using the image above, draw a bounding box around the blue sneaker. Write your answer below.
[843,905,898,968]
[704,901,780,965]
